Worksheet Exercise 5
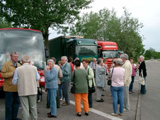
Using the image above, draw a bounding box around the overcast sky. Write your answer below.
[49,0,160,52]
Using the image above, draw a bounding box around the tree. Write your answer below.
[145,48,160,59]
[0,0,93,55]
[70,7,145,60]
[0,17,11,28]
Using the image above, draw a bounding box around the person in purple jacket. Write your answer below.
[129,58,139,94]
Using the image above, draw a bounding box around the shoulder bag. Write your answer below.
[139,69,145,85]
[88,68,95,94]
[71,70,76,94]
[107,68,114,86]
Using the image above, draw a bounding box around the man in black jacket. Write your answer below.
[139,56,147,94]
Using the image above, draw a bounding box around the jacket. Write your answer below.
[139,61,147,77]
[71,69,88,93]
[122,60,132,86]
[54,64,63,84]
[45,67,58,89]
[61,62,71,82]
[14,63,40,96]
[85,66,96,87]
[1,60,21,92]
[95,65,106,88]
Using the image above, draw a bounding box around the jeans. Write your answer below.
[129,76,135,92]
[5,92,20,120]
[110,86,124,114]
[48,89,57,116]
[59,84,63,99]
[88,93,93,108]
[62,82,70,104]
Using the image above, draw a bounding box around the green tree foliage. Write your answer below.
[0,17,11,28]
[70,7,145,60]
[0,0,93,52]
[145,48,160,59]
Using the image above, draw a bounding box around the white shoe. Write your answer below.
[111,113,117,117]
[37,100,41,103]
[60,98,62,100]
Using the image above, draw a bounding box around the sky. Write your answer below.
[49,0,160,52]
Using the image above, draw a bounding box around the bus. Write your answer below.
[0,28,46,93]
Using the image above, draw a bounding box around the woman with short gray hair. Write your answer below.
[110,59,125,116]
[95,58,106,102]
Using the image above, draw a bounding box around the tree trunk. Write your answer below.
[43,28,50,59]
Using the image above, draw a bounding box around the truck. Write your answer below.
[97,41,119,69]
[0,28,46,94]
[49,36,98,62]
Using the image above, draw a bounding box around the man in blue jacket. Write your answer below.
[61,56,71,106]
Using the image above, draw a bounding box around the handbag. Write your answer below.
[71,71,75,94]
[88,68,95,94]
[107,68,114,86]
[139,69,145,85]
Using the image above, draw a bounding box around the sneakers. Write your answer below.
[96,99,104,102]
[60,98,62,100]
[111,113,118,117]
[61,102,70,106]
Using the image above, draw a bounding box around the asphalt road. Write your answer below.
[140,60,160,120]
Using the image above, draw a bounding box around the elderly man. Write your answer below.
[1,52,21,120]
[120,54,132,111]
[51,57,63,108]
[61,56,71,106]
[45,59,58,118]
[12,55,40,120]
[139,56,147,94]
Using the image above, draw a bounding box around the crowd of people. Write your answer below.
[1,51,147,119]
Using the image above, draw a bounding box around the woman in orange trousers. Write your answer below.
[71,60,89,117]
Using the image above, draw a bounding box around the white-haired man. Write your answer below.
[12,55,40,120]
[120,54,132,111]
[139,56,147,94]
[61,56,71,106]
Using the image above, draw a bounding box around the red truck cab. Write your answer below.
[97,41,119,69]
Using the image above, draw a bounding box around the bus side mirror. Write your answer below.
[45,47,49,58]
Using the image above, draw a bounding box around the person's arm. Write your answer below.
[1,63,14,78]
[98,66,106,75]
[12,69,18,85]
[71,70,75,82]
[45,69,57,82]
[62,64,71,76]
[58,68,63,79]
[88,68,94,79]
[36,70,40,81]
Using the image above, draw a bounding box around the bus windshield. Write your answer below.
[76,46,97,56]
[102,51,119,58]
[0,29,45,70]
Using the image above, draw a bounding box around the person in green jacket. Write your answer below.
[82,59,95,108]
[71,60,89,117]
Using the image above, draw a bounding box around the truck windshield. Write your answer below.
[102,51,119,58]
[76,46,97,56]
[0,29,45,70]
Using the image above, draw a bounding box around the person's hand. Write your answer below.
[46,66,50,71]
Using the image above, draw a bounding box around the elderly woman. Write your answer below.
[120,54,132,111]
[82,59,95,108]
[71,60,89,117]
[110,59,125,116]
[95,58,106,102]
[129,58,139,94]
[45,59,58,118]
